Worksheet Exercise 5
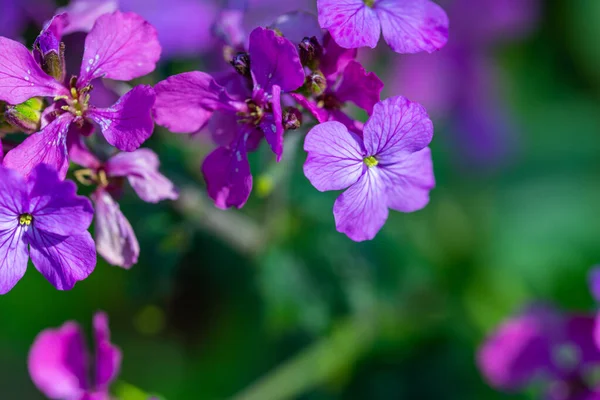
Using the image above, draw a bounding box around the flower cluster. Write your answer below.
[478,268,600,400]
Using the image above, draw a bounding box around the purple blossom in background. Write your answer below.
[390,0,539,169]
[0,164,95,294]
[304,96,435,241]
[317,0,449,53]
[28,312,121,400]
[0,10,160,179]
[153,27,304,209]
[71,140,177,268]
[478,270,600,400]
[0,0,55,39]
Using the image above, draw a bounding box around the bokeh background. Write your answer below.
[2,0,600,399]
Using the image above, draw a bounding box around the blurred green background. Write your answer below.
[3,0,600,399]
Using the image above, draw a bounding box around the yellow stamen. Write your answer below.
[364,156,378,167]
[19,213,33,226]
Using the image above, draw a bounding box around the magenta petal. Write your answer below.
[0,226,29,295]
[363,96,433,157]
[380,147,434,212]
[153,72,234,134]
[304,121,365,192]
[92,190,139,269]
[0,37,68,104]
[106,149,178,203]
[93,312,122,389]
[317,0,380,49]
[335,60,383,114]
[590,267,600,302]
[320,32,357,80]
[248,27,305,92]
[87,85,155,152]
[259,85,284,161]
[377,0,449,54]
[201,138,253,209]
[333,170,388,242]
[67,130,102,170]
[28,230,96,290]
[3,113,74,179]
[58,0,119,35]
[78,11,161,85]
[28,321,89,399]
[27,164,94,236]
[290,93,329,123]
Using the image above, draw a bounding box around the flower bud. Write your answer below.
[282,107,302,130]
[305,72,327,96]
[299,36,323,66]
[33,31,66,82]
[4,98,44,133]
[230,52,251,78]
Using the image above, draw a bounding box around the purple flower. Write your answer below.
[153,27,304,209]
[28,312,121,400]
[71,140,177,268]
[0,164,95,294]
[0,10,161,179]
[304,96,434,241]
[317,0,449,54]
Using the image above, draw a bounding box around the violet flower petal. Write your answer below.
[259,85,284,161]
[28,230,96,291]
[376,0,449,54]
[3,113,74,179]
[363,96,433,158]
[317,0,380,50]
[590,267,600,303]
[27,164,94,236]
[0,166,28,230]
[87,85,155,152]
[248,27,304,92]
[28,321,89,399]
[333,169,388,242]
[58,0,118,35]
[78,11,161,86]
[153,72,235,134]
[92,190,139,269]
[0,37,68,104]
[335,60,383,114]
[93,312,122,389]
[320,32,357,80]
[304,121,365,192]
[0,225,29,295]
[107,149,178,203]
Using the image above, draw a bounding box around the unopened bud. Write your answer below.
[230,52,251,78]
[4,98,44,133]
[306,72,327,96]
[282,107,302,130]
[299,36,323,66]
[33,31,66,82]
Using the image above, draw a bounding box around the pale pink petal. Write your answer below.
[317,0,380,49]
[28,321,89,399]
[87,85,155,152]
[376,0,449,54]
[92,190,139,269]
[0,37,68,104]
[153,72,235,134]
[3,113,74,179]
[78,11,161,85]
[303,121,365,192]
[333,169,388,241]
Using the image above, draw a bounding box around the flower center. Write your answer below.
[364,0,375,7]
[237,99,265,125]
[19,213,33,226]
[364,156,378,167]
[55,77,92,119]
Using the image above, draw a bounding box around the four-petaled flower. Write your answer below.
[0,164,96,294]
[28,312,121,400]
[317,0,449,54]
[304,96,435,241]
[0,10,161,179]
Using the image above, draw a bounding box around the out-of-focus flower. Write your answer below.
[303,96,435,241]
[478,276,600,400]
[0,0,56,39]
[0,164,95,294]
[153,27,304,209]
[391,0,539,169]
[28,312,121,400]
[317,0,449,53]
[71,141,177,268]
[0,11,160,179]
